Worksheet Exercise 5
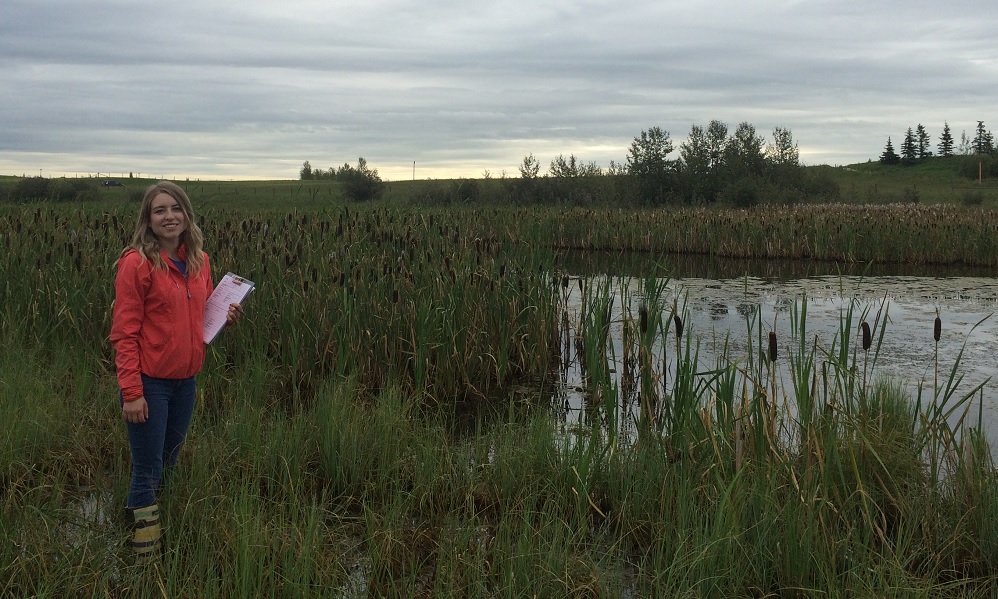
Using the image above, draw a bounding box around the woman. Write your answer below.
[110,181,241,561]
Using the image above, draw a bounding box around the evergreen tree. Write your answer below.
[879,137,900,165]
[916,124,932,158]
[972,121,995,154]
[937,122,954,157]
[900,128,917,163]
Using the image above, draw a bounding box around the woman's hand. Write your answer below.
[123,397,149,424]
[226,303,244,326]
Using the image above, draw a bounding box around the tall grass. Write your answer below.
[2,198,998,596]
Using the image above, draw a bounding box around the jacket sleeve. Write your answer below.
[109,251,147,401]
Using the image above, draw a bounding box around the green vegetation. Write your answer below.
[300,157,385,202]
[3,193,998,596]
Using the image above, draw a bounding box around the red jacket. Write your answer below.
[110,245,214,401]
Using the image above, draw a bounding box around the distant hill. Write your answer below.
[808,155,997,205]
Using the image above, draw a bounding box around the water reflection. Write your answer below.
[554,251,998,443]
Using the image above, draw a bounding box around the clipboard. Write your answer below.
[204,272,255,343]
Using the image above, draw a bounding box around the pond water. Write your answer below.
[554,251,998,443]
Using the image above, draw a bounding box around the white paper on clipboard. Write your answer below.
[204,272,255,344]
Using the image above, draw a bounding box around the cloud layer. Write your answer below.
[3,0,996,180]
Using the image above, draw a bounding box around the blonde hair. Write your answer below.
[121,181,206,278]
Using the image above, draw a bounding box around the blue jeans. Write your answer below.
[122,374,196,508]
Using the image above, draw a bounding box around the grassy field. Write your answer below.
[5,153,998,208]
[2,178,998,596]
[814,157,998,205]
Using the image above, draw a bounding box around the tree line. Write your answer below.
[302,120,839,207]
[880,121,995,164]
[504,121,827,206]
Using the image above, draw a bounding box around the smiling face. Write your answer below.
[149,192,187,247]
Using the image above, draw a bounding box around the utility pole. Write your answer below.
[413,161,415,181]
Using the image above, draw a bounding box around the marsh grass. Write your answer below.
[3,200,998,596]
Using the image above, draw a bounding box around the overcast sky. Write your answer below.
[2,0,996,181]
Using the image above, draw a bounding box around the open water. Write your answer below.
[554,251,998,442]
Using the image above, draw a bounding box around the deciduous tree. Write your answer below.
[626,127,673,177]
[724,122,767,178]
[518,154,540,179]
[626,127,676,204]
[549,154,602,178]
[766,127,799,168]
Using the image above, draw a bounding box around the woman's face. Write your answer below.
[149,192,187,244]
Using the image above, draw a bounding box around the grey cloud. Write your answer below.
[2,0,996,179]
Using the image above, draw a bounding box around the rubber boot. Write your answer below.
[129,504,162,563]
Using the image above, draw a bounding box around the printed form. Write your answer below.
[203,272,255,343]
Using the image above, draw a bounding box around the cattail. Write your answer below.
[768,331,778,362]
[674,314,683,339]
[639,306,648,334]
[861,321,872,351]
[561,275,569,289]
[934,316,941,342]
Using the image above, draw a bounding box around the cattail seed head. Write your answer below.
[768,331,778,362]
[673,314,683,339]
[861,321,872,351]
[934,316,941,342]
[639,306,648,334]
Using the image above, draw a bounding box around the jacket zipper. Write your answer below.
[168,257,197,374]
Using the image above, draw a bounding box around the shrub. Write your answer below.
[338,158,384,202]
[961,190,985,206]
[12,177,50,200]
[900,187,920,204]
[720,179,759,208]
[49,178,97,201]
